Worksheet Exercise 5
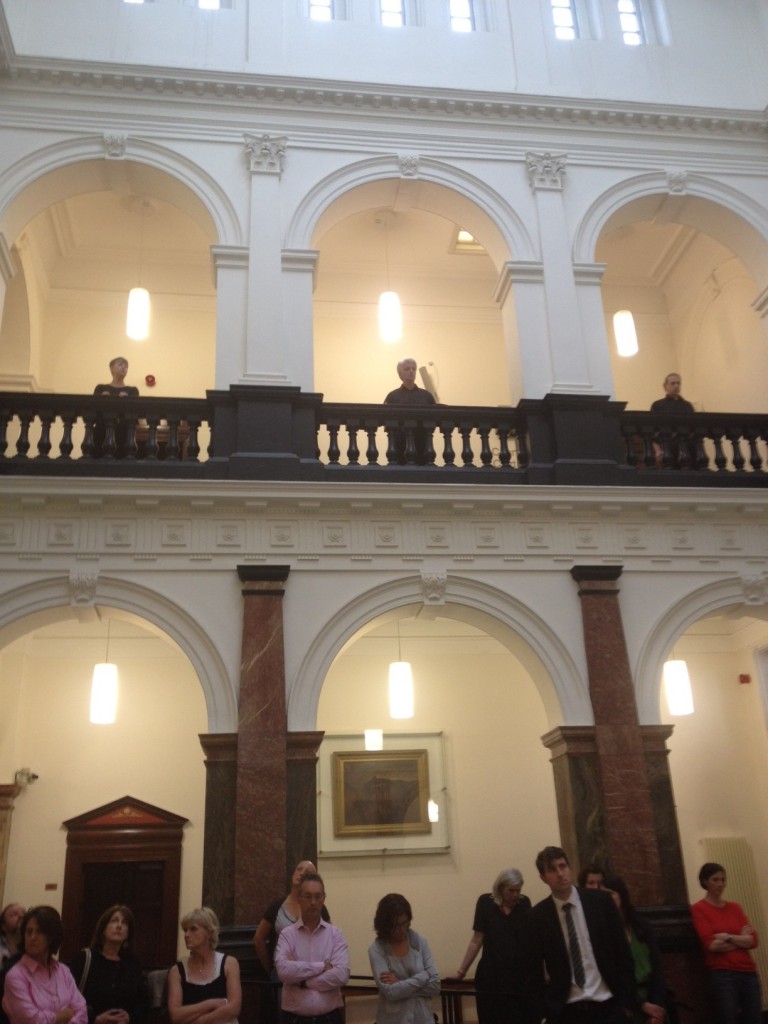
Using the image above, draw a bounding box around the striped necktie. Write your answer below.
[563,902,586,988]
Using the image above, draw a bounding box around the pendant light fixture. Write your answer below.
[126,198,152,341]
[613,309,638,357]
[388,623,414,719]
[90,620,119,724]
[378,211,402,343]
[663,658,693,716]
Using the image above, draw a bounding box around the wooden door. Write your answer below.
[61,796,188,969]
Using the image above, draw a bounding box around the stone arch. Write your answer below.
[573,171,768,286]
[0,575,237,732]
[633,574,764,724]
[0,138,243,247]
[288,574,590,731]
[284,154,536,269]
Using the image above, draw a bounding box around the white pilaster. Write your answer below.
[281,248,319,393]
[211,245,249,390]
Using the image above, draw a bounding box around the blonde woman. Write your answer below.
[167,909,241,1024]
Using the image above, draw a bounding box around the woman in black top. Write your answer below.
[167,908,240,1024]
[70,905,148,1024]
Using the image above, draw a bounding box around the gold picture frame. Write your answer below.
[332,749,431,838]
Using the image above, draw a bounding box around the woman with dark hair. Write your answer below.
[690,862,761,1024]
[368,894,440,1024]
[252,861,328,979]
[69,906,148,1024]
[167,908,240,1024]
[600,876,666,1023]
[2,906,87,1024]
[452,868,536,1024]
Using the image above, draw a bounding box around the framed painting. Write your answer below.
[332,749,430,837]
[318,732,450,857]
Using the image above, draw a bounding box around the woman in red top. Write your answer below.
[690,862,761,1024]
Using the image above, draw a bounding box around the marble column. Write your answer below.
[570,565,664,906]
[541,726,607,872]
[0,782,21,903]
[199,733,237,923]
[286,731,324,878]
[234,565,290,924]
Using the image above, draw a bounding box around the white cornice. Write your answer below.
[0,51,765,144]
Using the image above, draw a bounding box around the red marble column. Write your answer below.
[570,565,664,906]
[199,733,237,923]
[234,565,290,924]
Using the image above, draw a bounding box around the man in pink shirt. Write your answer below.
[274,873,349,1024]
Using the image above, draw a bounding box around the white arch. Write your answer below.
[573,171,768,286]
[288,575,591,732]
[284,155,536,268]
[634,575,759,723]
[0,137,243,246]
[0,575,237,732]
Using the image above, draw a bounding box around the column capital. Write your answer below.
[237,564,290,594]
[244,133,287,175]
[570,565,623,591]
[526,151,567,191]
[199,733,238,763]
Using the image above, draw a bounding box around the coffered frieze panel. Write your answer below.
[0,482,766,573]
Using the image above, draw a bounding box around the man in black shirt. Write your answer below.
[383,358,436,464]
[650,373,693,413]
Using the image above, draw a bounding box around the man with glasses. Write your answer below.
[275,872,350,1024]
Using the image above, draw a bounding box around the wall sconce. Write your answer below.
[15,768,39,787]
[663,659,694,716]
[613,310,638,357]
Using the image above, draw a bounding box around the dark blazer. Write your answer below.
[527,887,637,1020]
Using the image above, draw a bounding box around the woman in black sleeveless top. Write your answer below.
[167,909,240,1024]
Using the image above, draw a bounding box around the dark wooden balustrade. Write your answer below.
[1,388,767,487]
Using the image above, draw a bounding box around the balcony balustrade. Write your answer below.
[1,387,766,488]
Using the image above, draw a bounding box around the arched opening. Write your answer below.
[310,178,518,405]
[0,608,208,955]
[314,607,562,976]
[596,191,768,412]
[659,605,768,1005]
[0,159,218,398]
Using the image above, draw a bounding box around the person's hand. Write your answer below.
[54,1010,75,1024]
[641,1001,665,1022]
[95,1009,129,1024]
[379,971,397,984]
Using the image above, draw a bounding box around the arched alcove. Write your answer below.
[578,176,768,412]
[0,155,223,396]
[314,606,564,976]
[0,607,210,927]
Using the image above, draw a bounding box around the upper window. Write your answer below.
[381,0,404,27]
[450,0,474,32]
[617,0,645,44]
[550,0,578,40]
[309,0,333,20]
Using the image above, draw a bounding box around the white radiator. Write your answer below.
[701,837,768,1009]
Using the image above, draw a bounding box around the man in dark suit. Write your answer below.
[527,846,636,1023]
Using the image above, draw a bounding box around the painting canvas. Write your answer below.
[332,749,431,837]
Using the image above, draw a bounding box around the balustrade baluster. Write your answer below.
[712,434,727,471]
[745,430,762,472]
[385,423,399,465]
[693,434,708,471]
[186,421,201,462]
[59,416,75,459]
[496,427,512,467]
[440,425,456,466]
[459,425,473,467]
[728,429,745,471]
[36,415,53,459]
[82,420,96,458]
[0,412,8,458]
[164,420,181,461]
[677,430,693,470]
[365,423,379,465]
[346,422,360,465]
[123,419,138,460]
[15,414,32,459]
[478,425,492,467]
[516,428,529,468]
[327,422,341,464]
[144,419,160,460]
[403,424,418,465]
[422,425,436,466]
[102,417,118,459]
